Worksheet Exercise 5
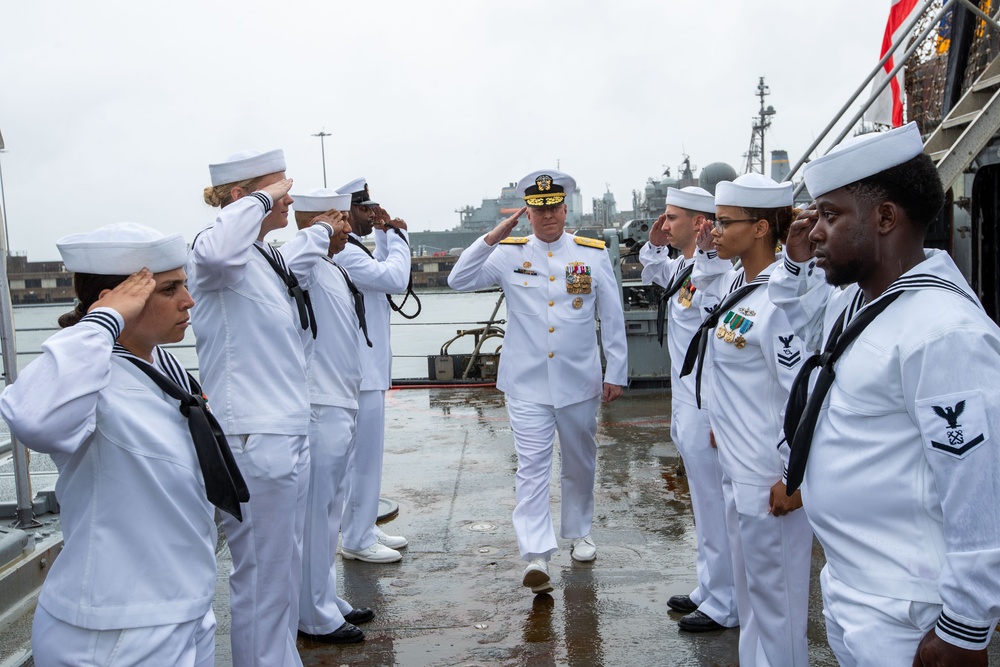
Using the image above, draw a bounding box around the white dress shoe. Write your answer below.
[571,535,597,562]
[374,526,408,550]
[341,542,402,563]
[521,557,553,594]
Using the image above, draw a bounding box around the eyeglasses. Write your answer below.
[712,218,757,232]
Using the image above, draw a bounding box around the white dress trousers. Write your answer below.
[723,476,813,667]
[820,567,941,667]
[222,433,310,667]
[507,394,601,559]
[32,606,216,667]
[341,389,387,552]
[671,401,739,627]
[299,405,358,634]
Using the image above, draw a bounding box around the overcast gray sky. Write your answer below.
[1,1,888,260]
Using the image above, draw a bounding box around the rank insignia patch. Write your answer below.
[917,392,990,459]
[775,333,801,368]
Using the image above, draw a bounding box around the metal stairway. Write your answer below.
[925,51,1000,190]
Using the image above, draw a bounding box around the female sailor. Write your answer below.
[680,173,813,666]
[0,223,246,666]
[190,150,334,666]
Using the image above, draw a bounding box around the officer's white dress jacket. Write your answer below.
[769,249,1000,650]
[335,229,410,391]
[448,233,627,408]
[187,193,332,434]
[295,255,364,408]
[693,256,807,485]
[0,310,216,630]
[639,243,728,408]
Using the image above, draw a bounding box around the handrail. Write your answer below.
[787,0,953,198]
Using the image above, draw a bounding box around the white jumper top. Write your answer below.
[296,256,364,409]
[693,256,807,485]
[0,310,217,629]
[448,233,627,408]
[186,193,331,434]
[639,243,728,408]
[335,229,411,391]
[769,250,1000,650]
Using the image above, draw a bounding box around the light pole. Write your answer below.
[311,130,331,188]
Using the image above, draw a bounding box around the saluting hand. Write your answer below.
[312,210,349,235]
[485,206,527,246]
[695,219,715,253]
[648,213,669,248]
[785,204,818,263]
[260,178,293,203]
[90,269,156,327]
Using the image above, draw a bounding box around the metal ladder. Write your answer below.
[925,52,1000,190]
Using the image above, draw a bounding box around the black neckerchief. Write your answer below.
[655,261,695,347]
[324,257,373,348]
[679,273,766,408]
[784,272,979,494]
[121,352,249,520]
[347,232,422,320]
[254,244,317,338]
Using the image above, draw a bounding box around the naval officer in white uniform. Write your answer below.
[289,188,374,644]
[190,150,336,666]
[638,186,739,633]
[335,177,411,563]
[681,174,813,666]
[1,223,247,666]
[448,169,627,594]
[770,122,1000,667]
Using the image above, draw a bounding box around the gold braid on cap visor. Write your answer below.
[524,193,567,206]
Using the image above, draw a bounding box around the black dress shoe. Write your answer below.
[678,610,727,633]
[667,594,698,614]
[298,622,365,644]
[344,607,375,625]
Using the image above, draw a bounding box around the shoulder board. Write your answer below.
[499,237,529,245]
[574,236,606,250]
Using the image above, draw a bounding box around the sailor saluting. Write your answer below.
[770,121,1000,667]
[638,186,738,633]
[680,173,813,666]
[448,169,627,595]
[190,149,336,667]
[0,223,246,666]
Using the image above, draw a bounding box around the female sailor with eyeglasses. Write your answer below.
[681,173,813,667]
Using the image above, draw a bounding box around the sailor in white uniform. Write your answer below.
[335,177,411,563]
[681,174,813,666]
[0,223,247,667]
[448,169,627,594]
[638,186,738,633]
[289,188,374,644]
[770,122,1000,667]
[189,150,335,667]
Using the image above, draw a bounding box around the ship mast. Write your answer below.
[743,77,777,174]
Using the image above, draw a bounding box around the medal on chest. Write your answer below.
[565,262,592,294]
[716,310,754,347]
[677,277,695,308]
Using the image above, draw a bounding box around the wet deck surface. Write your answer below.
[214,387,837,667]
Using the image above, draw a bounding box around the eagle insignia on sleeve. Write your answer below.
[775,333,801,369]
[917,393,989,459]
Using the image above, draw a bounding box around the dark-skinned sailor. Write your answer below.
[769,121,1000,667]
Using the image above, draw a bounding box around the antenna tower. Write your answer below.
[743,77,776,174]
